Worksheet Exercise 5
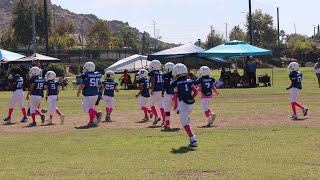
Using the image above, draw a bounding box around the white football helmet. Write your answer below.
[83,62,95,73]
[199,66,211,77]
[287,62,299,72]
[29,67,41,78]
[105,70,115,80]
[172,63,188,78]
[149,60,162,71]
[137,69,149,80]
[45,71,56,80]
[163,62,175,74]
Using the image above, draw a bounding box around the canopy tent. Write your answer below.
[105,54,151,73]
[0,49,25,63]
[198,40,272,58]
[147,43,230,68]
[6,53,60,63]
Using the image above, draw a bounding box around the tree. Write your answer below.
[229,26,245,41]
[56,20,75,36]
[245,9,277,49]
[11,0,52,48]
[204,28,223,49]
[0,29,18,51]
[113,25,139,49]
[141,31,151,54]
[85,19,112,50]
[285,33,313,61]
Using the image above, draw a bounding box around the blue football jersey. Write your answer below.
[12,75,23,92]
[30,76,44,97]
[81,72,102,96]
[170,77,195,104]
[149,70,164,92]
[138,78,150,97]
[195,76,215,96]
[162,73,174,95]
[102,81,118,97]
[45,80,60,96]
[289,71,302,89]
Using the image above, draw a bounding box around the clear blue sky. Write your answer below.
[51,0,317,44]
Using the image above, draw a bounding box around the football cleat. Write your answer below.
[153,117,161,125]
[188,139,198,148]
[161,121,165,127]
[303,108,308,116]
[29,122,37,126]
[142,116,149,122]
[290,115,298,120]
[46,119,53,125]
[3,117,11,122]
[87,122,97,127]
[20,117,28,123]
[105,112,110,122]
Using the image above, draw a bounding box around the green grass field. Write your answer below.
[0,67,319,179]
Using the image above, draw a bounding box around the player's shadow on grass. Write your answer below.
[3,122,17,126]
[135,120,150,123]
[161,128,181,132]
[74,125,97,129]
[40,124,56,127]
[101,120,115,123]
[198,125,218,128]
[147,125,162,129]
[171,146,197,154]
[293,117,308,121]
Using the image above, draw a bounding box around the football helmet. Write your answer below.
[163,62,175,74]
[199,66,211,77]
[149,60,162,71]
[105,70,115,80]
[45,71,56,80]
[29,67,41,78]
[83,62,95,73]
[172,63,188,78]
[137,69,149,80]
[287,62,299,72]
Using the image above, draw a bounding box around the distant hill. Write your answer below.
[0,0,176,49]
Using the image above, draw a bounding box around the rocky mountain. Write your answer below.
[0,0,176,49]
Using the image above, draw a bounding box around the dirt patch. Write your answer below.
[177,170,223,179]
[1,109,319,133]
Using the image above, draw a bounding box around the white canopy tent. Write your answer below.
[105,54,151,73]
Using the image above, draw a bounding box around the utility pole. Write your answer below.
[248,0,253,45]
[44,0,49,55]
[32,0,37,53]
[53,7,57,58]
[294,24,296,34]
[152,20,157,50]
[277,7,280,59]
[225,22,228,42]
[210,25,213,48]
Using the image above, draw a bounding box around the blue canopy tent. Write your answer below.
[147,43,230,68]
[0,49,25,63]
[198,40,272,58]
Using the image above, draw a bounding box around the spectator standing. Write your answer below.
[246,58,257,88]
[315,58,320,88]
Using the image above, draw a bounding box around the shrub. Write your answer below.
[47,63,65,77]
[69,64,80,75]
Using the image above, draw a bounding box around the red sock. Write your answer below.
[21,108,27,117]
[165,120,170,126]
[36,109,42,116]
[31,113,36,122]
[56,108,61,116]
[183,124,194,138]
[160,108,165,121]
[88,108,97,123]
[291,102,297,115]
[151,106,158,117]
[294,102,305,110]
[108,108,113,114]
[205,111,210,117]
[106,107,110,113]
[50,115,53,120]
[141,107,149,117]
[8,108,13,118]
